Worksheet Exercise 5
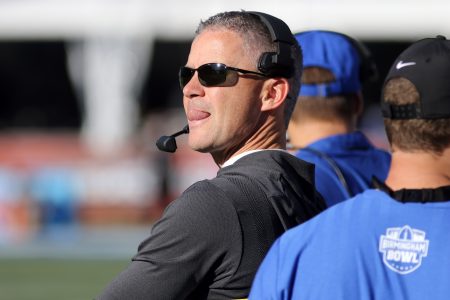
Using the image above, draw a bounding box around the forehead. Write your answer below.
[187,29,251,67]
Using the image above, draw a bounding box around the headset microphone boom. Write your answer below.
[156,125,189,153]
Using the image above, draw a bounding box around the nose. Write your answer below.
[182,71,204,97]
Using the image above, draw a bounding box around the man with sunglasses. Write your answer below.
[97,11,325,300]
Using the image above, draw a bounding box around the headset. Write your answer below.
[157,11,298,153]
[336,30,378,84]
[248,11,297,78]
[156,125,189,153]
[343,31,379,84]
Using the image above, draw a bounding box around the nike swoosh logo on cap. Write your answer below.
[396,60,416,69]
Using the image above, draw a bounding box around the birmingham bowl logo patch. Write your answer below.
[379,225,429,274]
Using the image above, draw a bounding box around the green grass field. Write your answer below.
[0,258,129,300]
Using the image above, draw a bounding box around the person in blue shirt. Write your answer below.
[249,35,450,300]
[288,30,391,206]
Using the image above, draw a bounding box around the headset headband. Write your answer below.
[248,11,296,78]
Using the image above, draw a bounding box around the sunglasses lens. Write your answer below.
[179,67,195,89]
[198,64,228,87]
[178,63,240,89]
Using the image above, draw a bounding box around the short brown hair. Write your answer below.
[383,77,450,154]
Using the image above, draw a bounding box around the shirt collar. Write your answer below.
[372,176,450,203]
[221,149,286,168]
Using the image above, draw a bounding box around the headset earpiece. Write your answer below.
[341,33,379,84]
[352,39,379,84]
[248,11,297,78]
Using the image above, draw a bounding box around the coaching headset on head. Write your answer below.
[156,11,297,153]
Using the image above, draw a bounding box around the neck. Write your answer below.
[385,148,450,190]
[212,114,285,166]
[288,119,354,148]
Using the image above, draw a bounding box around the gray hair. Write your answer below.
[196,11,302,128]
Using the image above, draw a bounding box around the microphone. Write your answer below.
[156,125,189,153]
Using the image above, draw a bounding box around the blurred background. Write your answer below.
[0,0,447,299]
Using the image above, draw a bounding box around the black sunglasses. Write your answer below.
[179,63,267,89]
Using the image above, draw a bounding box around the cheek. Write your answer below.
[236,86,263,118]
[221,92,261,132]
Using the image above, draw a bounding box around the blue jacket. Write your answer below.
[250,189,450,300]
[294,131,390,206]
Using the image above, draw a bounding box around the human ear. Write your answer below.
[260,78,290,112]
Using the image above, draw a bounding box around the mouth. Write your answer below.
[187,109,211,123]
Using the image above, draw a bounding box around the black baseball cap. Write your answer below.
[381,35,450,119]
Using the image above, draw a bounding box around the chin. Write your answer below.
[188,137,211,153]
[189,145,211,154]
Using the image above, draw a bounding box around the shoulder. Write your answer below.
[167,179,239,221]
[271,190,393,268]
[294,148,319,161]
[149,179,241,243]
[137,179,242,259]
[281,190,388,244]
